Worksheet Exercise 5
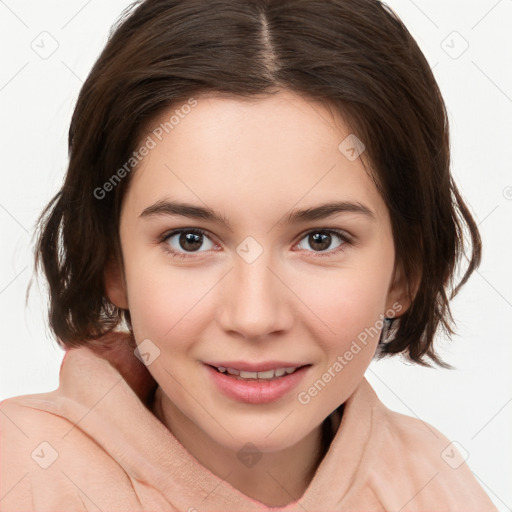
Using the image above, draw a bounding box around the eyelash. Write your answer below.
[158,228,352,260]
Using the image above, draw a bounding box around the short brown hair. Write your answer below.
[34,0,481,366]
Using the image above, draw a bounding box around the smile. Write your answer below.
[204,363,312,404]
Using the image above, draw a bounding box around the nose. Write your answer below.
[217,251,295,341]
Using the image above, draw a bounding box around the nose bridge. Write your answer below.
[218,246,293,339]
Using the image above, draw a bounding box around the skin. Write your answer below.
[105,89,410,507]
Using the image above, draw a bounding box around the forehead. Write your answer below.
[123,90,389,228]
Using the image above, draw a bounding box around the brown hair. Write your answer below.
[34,0,481,366]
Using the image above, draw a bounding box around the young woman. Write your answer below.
[0,0,498,510]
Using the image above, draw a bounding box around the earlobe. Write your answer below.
[104,256,129,310]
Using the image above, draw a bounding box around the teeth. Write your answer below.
[216,366,299,379]
[240,370,258,379]
[256,370,275,379]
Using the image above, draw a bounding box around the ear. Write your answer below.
[385,262,419,317]
[104,256,129,310]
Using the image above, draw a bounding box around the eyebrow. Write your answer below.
[139,199,375,227]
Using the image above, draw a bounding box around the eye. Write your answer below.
[159,227,351,260]
[160,228,217,259]
[295,229,350,257]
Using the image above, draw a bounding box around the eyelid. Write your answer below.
[294,227,353,245]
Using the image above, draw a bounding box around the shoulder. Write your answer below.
[377,406,465,471]
[0,391,89,451]
[0,394,66,509]
[0,393,132,511]
[366,398,498,511]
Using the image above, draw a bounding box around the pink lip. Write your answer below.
[204,361,308,372]
[204,364,311,404]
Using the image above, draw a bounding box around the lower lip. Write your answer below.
[204,364,311,404]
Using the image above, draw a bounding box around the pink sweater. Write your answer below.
[0,337,497,511]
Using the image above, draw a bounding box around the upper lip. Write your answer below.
[205,361,311,372]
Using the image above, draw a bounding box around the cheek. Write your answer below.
[293,269,390,421]
[292,263,391,346]
[124,255,220,345]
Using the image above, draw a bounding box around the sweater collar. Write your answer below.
[52,343,379,510]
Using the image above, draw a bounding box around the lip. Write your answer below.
[204,361,309,372]
[204,363,311,404]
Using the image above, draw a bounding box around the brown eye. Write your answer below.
[162,228,215,258]
[296,229,349,256]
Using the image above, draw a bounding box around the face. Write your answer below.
[106,89,407,454]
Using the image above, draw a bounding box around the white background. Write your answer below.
[0,1,511,510]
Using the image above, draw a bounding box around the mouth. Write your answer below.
[204,362,312,404]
